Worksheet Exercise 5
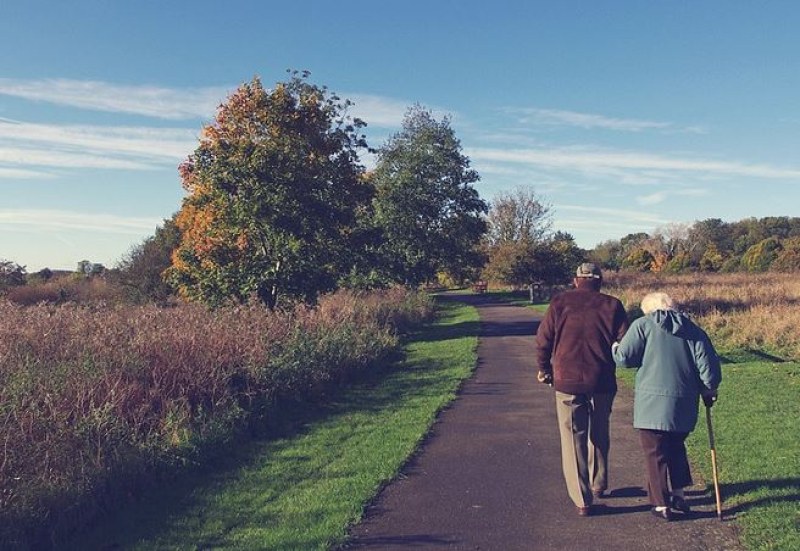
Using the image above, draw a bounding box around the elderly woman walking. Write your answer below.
[612,292,722,521]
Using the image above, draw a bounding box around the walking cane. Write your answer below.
[705,405,723,520]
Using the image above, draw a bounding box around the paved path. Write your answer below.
[345,295,742,551]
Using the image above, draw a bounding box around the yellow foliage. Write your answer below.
[650,252,669,273]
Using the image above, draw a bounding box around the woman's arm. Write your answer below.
[694,330,722,391]
[613,318,647,367]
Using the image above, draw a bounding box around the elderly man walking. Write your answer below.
[535,263,629,516]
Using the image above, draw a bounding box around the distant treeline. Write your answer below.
[589,216,800,273]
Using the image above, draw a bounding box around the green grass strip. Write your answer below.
[618,361,799,551]
[687,360,799,551]
[72,299,479,550]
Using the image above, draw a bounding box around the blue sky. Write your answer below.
[2,1,798,271]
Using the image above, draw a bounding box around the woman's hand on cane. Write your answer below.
[702,390,718,408]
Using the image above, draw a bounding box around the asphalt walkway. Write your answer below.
[345,295,742,551]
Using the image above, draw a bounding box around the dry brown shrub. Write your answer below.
[5,275,126,306]
[0,287,432,547]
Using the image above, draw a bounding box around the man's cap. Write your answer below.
[575,262,602,279]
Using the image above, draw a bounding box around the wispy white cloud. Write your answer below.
[474,131,548,148]
[0,120,197,157]
[0,78,230,120]
[0,147,158,170]
[0,209,160,235]
[472,162,527,177]
[0,94,411,176]
[347,93,458,130]
[0,167,55,179]
[556,205,671,243]
[347,94,410,127]
[467,146,800,181]
[634,187,711,207]
[52,231,78,250]
[508,107,705,134]
[0,78,426,129]
[675,188,710,197]
[637,192,668,205]
[0,119,197,174]
[0,78,435,167]
[559,204,669,225]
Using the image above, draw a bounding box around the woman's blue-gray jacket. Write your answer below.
[613,310,722,433]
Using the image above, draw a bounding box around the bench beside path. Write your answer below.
[344,294,742,551]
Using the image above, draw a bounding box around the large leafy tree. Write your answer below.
[741,237,782,272]
[588,239,623,271]
[699,243,725,272]
[482,187,574,288]
[621,247,655,272]
[482,231,583,288]
[772,237,800,272]
[371,106,487,286]
[115,216,181,304]
[539,231,585,284]
[481,240,535,289]
[485,187,552,246]
[167,73,371,308]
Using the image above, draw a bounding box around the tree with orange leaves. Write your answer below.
[167,72,372,308]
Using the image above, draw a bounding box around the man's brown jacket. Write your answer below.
[535,288,629,394]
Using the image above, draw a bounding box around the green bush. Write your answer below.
[741,237,782,272]
[771,237,800,272]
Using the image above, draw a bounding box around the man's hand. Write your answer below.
[537,370,553,385]
[702,390,718,408]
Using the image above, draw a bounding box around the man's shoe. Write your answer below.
[650,507,673,521]
[576,505,592,517]
[670,496,691,513]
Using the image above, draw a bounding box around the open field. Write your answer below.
[604,271,800,361]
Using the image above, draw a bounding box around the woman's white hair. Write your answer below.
[640,292,676,315]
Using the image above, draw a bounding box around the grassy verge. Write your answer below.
[617,359,799,551]
[69,299,479,550]
[687,359,799,551]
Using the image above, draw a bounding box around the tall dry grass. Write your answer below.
[604,272,800,359]
[4,275,126,306]
[0,287,432,549]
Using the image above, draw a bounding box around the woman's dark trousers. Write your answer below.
[638,429,693,507]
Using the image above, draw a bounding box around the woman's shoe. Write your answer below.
[650,507,673,521]
[671,496,691,513]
